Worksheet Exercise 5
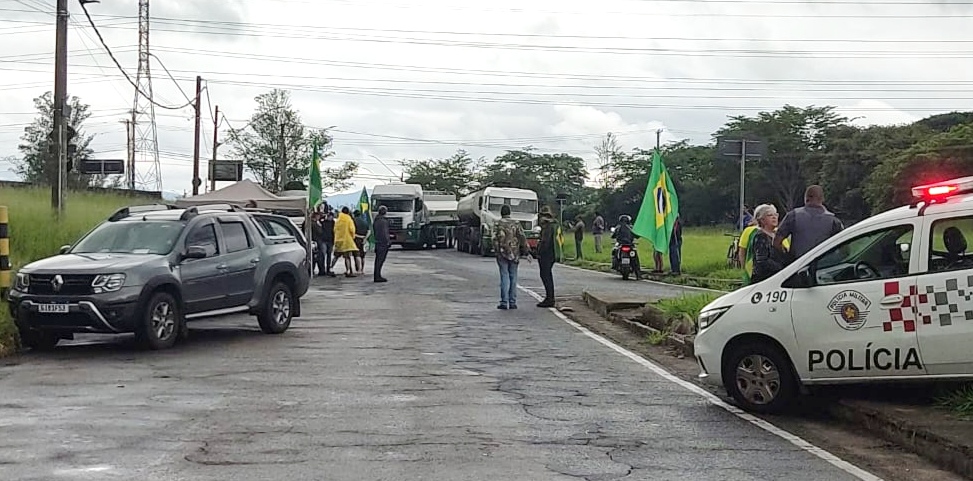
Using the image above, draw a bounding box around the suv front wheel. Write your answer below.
[258,281,293,334]
[136,292,181,350]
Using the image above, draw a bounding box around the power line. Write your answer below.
[75,1,193,111]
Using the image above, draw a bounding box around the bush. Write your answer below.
[654,292,722,324]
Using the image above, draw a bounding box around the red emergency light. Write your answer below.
[911,176,973,202]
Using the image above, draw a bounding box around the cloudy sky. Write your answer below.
[1,0,971,197]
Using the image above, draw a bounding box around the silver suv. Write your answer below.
[7,204,311,350]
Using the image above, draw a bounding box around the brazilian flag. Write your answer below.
[632,149,680,254]
[358,187,373,248]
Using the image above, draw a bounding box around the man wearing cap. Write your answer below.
[536,205,558,308]
[372,206,391,283]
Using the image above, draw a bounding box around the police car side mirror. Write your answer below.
[783,267,813,289]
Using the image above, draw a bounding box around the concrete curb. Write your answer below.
[582,291,694,358]
[583,289,973,480]
[826,400,973,479]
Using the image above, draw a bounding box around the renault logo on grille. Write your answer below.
[51,275,64,293]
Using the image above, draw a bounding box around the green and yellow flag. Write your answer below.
[358,187,373,247]
[632,149,680,254]
[308,142,323,209]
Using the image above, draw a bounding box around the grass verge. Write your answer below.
[0,187,153,355]
[561,226,744,291]
[936,384,973,417]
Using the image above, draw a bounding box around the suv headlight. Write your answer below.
[698,307,730,330]
[15,272,29,291]
[92,273,126,293]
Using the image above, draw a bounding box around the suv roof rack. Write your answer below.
[108,204,177,222]
[193,203,247,213]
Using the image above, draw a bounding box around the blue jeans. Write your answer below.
[497,258,519,306]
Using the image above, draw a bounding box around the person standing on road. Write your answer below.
[774,185,844,260]
[353,209,370,276]
[592,211,605,254]
[372,206,391,283]
[310,212,326,276]
[320,210,337,277]
[669,216,683,276]
[494,204,530,310]
[571,215,585,260]
[333,207,358,277]
[536,206,558,308]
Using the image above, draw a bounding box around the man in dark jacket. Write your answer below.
[320,210,336,277]
[372,206,391,283]
[353,209,370,275]
[536,206,558,308]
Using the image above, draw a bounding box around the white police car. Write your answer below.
[695,176,973,412]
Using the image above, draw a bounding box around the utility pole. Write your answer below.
[51,0,69,213]
[655,128,663,150]
[191,75,202,195]
[278,123,287,192]
[120,116,134,189]
[210,105,219,193]
[739,139,748,233]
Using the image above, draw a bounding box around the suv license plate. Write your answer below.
[38,304,69,314]
[621,258,630,265]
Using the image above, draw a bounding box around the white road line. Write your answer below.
[517,286,883,481]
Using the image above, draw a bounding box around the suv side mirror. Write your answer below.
[59,245,71,254]
[782,267,813,289]
[181,246,208,261]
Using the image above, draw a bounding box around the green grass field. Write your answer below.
[0,187,145,355]
[560,226,745,289]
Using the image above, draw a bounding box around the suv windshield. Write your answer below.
[72,220,186,255]
[488,197,537,214]
[374,199,414,212]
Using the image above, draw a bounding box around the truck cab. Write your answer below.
[457,187,540,256]
[371,184,425,248]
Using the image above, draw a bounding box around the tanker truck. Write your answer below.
[455,187,540,257]
[371,183,456,249]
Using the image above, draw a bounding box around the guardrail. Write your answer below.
[0,206,9,298]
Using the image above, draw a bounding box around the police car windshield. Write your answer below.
[72,220,185,255]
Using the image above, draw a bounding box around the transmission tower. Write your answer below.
[131,0,162,192]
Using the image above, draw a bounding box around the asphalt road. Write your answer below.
[0,249,869,480]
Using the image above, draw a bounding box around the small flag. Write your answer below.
[358,187,373,247]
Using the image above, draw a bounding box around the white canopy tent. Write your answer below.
[174,179,307,212]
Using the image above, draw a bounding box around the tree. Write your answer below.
[594,133,624,189]
[402,150,481,196]
[16,91,103,188]
[480,148,588,206]
[227,89,357,192]
[716,105,850,212]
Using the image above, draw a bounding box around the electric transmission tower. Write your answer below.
[131,0,162,192]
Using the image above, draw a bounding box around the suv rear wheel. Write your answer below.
[136,292,180,350]
[258,281,293,334]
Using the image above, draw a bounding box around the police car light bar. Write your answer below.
[911,176,973,200]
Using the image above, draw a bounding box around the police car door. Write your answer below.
[915,213,973,375]
[789,219,923,381]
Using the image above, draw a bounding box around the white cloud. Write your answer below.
[1,0,971,195]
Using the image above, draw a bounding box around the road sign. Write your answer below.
[79,159,124,175]
[211,161,243,182]
[717,135,767,158]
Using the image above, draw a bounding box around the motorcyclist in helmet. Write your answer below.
[611,214,642,279]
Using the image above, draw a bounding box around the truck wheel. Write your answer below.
[21,329,60,351]
[258,281,293,334]
[722,341,797,413]
[136,292,181,350]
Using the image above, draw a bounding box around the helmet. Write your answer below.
[618,215,632,225]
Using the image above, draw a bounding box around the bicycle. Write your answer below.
[725,233,742,269]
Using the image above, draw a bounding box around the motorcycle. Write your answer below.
[612,242,640,280]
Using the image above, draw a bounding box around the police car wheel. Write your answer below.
[723,342,797,413]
